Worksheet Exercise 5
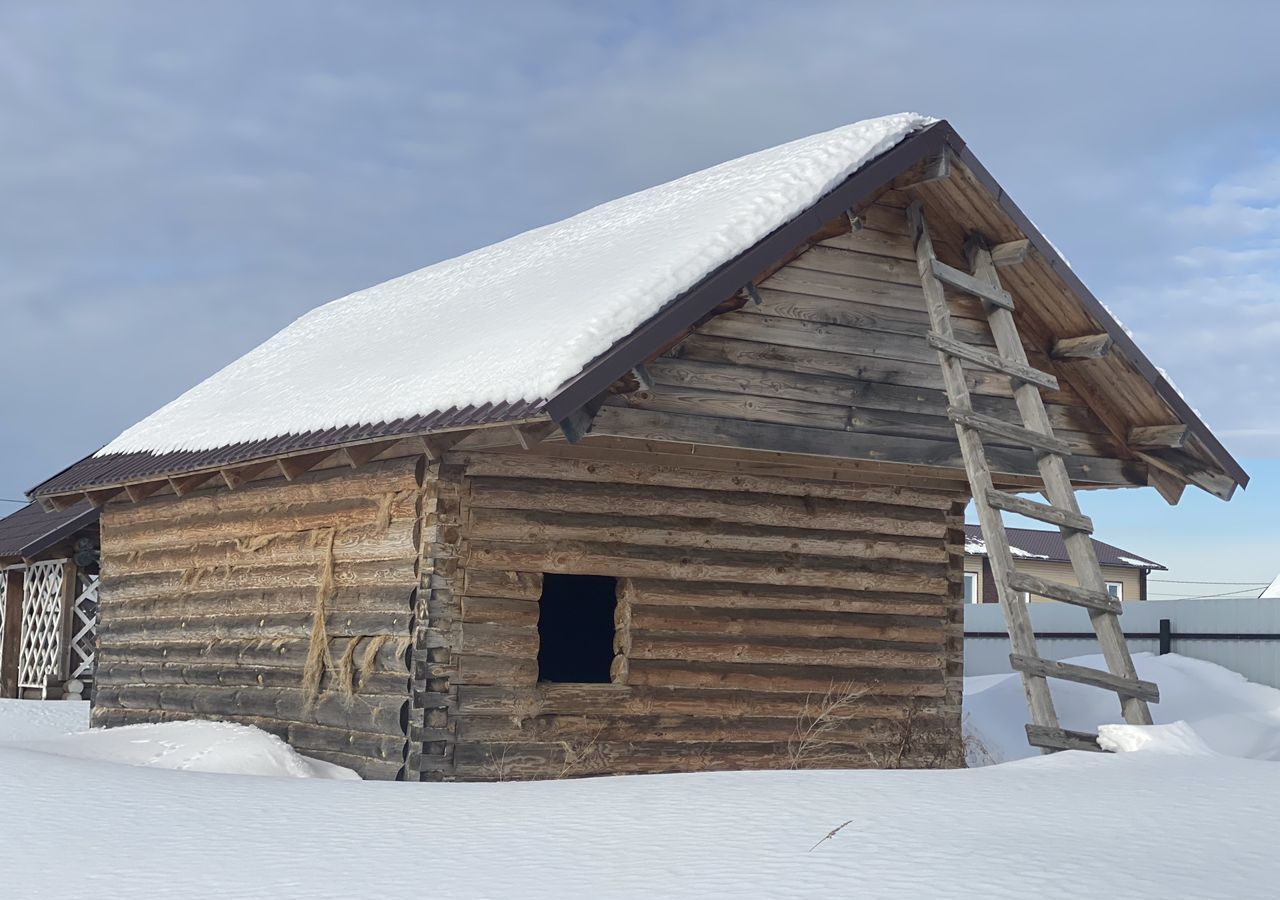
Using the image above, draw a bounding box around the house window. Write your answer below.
[537,574,618,683]
[1106,581,1124,602]
[964,572,979,604]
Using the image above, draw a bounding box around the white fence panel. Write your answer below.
[965,597,1280,688]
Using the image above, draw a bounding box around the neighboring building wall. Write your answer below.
[415,451,968,781]
[93,457,424,780]
[963,557,1144,603]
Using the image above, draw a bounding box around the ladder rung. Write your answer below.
[930,258,1015,310]
[1025,724,1105,753]
[985,489,1093,533]
[1010,654,1160,703]
[926,332,1059,391]
[948,407,1072,456]
[1007,571,1122,613]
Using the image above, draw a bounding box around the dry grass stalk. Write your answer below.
[787,680,872,769]
[357,634,393,689]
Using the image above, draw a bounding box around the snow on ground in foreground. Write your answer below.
[964,652,1280,764]
[0,659,1278,898]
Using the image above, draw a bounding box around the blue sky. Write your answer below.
[0,1,1276,592]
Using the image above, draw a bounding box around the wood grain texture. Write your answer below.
[94,456,423,780]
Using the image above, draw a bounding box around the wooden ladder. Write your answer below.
[907,201,1157,752]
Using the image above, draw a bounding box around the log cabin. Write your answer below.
[28,114,1247,780]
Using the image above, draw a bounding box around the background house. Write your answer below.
[0,501,100,699]
[964,524,1165,604]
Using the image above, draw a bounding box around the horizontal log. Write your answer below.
[465,540,948,594]
[430,654,537,687]
[627,632,944,670]
[628,604,944,644]
[785,243,923,288]
[818,226,914,261]
[625,659,946,695]
[97,636,412,673]
[460,596,539,627]
[456,622,539,658]
[457,451,961,510]
[99,610,411,643]
[455,683,958,720]
[590,407,1145,488]
[448,736,956,778]
[647,357,1104,436]
[294,747,405,780]
[670,333,1081,406]
[461,570,543,602]
[100,583,415,621]
[94,661,411,695]
[92,684,411,735]
[100,557,418,604]
[103,456,420,528]
[699,312,941,368]
[615,387,1116,458]
[620,578,951,617]
[108,512,418,572]
[105,491,419,556]
[456,711,951,744]
[467,506,947,564]
[743,287,995,345]
[467,476,947,537]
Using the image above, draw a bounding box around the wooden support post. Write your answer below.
[220,461,274,491]
[124,480,166,503]
[1136,449,1235,501]
[276,450,332,482]
[1,568,22,699]
[1051,333,1113,360]
[557,394,608,444]
[1147,466,1186,506]
[990,239,1032,268]
[85,487,123,509]
[514,421,559,451]
[55,561,78,694]
[340,439,399,469]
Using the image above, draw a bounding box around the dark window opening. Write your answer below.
[537,573,618,683]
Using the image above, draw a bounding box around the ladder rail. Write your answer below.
[907,202,1061,736]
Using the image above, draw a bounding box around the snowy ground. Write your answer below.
[0,654,1277,899]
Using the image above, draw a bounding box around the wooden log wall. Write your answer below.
[94,456,425,780]
[599,196,1143,488]
[422,451,967,781]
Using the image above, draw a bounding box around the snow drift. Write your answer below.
[964,652,1280,764]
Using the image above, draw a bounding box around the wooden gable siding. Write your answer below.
[92,457,425,780]
[415,452,967,781]
[595,195,1143,490]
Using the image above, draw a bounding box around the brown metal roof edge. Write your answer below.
[28,399,549,497]
[542,121,956,423]
[952,144,1249,490]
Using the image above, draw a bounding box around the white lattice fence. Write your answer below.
[69,570,99,681]
[19,560,66,691]
[0,570,7,677]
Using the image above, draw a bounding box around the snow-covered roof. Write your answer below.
[98,113,931,457]
[1262,574,1280,600]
